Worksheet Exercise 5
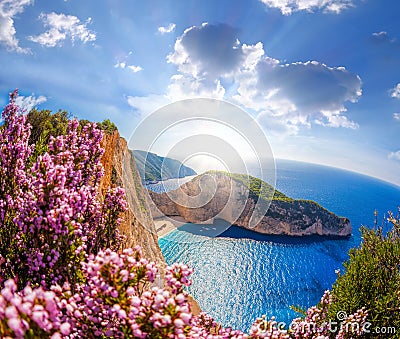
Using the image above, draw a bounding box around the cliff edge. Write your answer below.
[99,131,165,264]
[99,131,202,314]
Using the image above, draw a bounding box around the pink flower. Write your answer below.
[59,322,71,335]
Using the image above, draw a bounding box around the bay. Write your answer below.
[154,160,400,331]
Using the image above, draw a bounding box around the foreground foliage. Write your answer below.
[0,91,125,290]
[328,213,400,338]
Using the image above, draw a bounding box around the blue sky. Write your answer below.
[0,0,400,185]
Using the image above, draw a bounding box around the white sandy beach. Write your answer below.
[154,216,186,238]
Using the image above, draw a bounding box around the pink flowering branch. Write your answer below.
[0,90,127,289]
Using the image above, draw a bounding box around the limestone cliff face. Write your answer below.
[99,131,165,264]
[149,172,351,237]
[251,199,351,236]
[98,131,202,315]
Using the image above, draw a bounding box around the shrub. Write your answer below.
[97,119,117,135]
[27,109,71,147]
[327,213,400,338]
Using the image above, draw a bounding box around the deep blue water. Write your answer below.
[156,160,400,332]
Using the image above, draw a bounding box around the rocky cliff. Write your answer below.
[99,131,201,314]
[99,131,165,264]
[149,172,351,237]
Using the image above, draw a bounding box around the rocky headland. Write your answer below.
[149,171,352,237]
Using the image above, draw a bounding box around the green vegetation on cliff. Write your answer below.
[27,109,117,144]
[26,109,117,164]
[218,171,291,201]
[134,149,197,181]
[236,171,336,216]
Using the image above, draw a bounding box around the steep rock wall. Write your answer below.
[100,131,165,264]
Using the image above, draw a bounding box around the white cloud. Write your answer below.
[371,31,398,44]
[15,94,47,112]
[127,94,170,116]
[0,0,32,53]
[167,23,243,80]
[114,61,126,69]
[394,113,400,121]
[158,23,176,35]
[372,31,388,40]
[388,150,400,161]
[165,23,245,101]
[390,83,400,99]
[315,111,359,129]
[259,0,355,15]
[28,12,96,47]
[114,61,142,73]
[114,52,141,72]
[165,23,362,132]
[129,23,361,134]
[127,65,143,73]
[256,110,300,137]
[241,60,362,129]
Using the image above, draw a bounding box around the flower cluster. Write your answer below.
[0,247,368,339]
[60,247,194,338]
[1,248,274,338]
[290,291,367,339]
[0,279,65,338]
[0,90,33,284]
[0,90,127,289]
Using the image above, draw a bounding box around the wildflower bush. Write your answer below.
[0,90,126,290]
[0,91,371,338]
[290,291,367,339]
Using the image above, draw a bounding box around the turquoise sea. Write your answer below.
[150,160,400,332]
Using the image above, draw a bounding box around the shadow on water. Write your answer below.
[217,225,351,245]
[175,219,351,245]
[176,219,232,238]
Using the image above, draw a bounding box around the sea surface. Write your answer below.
[149,160,400,332]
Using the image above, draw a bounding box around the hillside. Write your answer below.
[133,150,196,182]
